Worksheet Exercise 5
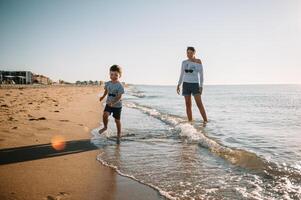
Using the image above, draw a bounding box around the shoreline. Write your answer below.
[96,152,173,200]
[0,85,164,200]
[0,84,102,89]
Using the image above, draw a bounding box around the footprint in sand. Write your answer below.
[29,117,46,121]
[46,192,70,200]
[59,119,69,122]
[54,110,60,112]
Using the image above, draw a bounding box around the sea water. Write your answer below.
[91,84,301,200]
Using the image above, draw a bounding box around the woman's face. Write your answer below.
[186,50,195,59]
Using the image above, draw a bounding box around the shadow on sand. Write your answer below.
[0,139,98,165]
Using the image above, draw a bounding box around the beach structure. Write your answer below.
[0,70,53,85]
[0,70,33,84]
[32,74,52,85]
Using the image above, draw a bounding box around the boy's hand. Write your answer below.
[176,85,180,95]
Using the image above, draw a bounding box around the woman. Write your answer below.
[177,46,208,122]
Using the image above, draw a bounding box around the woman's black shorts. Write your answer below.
[182,82,201,96]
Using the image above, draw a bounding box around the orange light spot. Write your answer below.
[84,126,90,132]
[51,135,66,151]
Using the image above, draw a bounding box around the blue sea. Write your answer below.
[91,84,301,200]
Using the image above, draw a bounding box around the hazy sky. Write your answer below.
[0,0,300,85]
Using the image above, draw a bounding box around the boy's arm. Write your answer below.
[99,88,108,102]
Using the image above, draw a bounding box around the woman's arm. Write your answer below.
[198,60,204,95]
[177,61,185,86]
[191,58,203,87]
[199,62,203,87]
[177,62,185,94]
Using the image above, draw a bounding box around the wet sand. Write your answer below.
[0,85,163,200]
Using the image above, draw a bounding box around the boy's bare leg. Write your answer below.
[115,119,121,144]
[184,95,193,121]
[99,112,109,134]
[193,95,208,122]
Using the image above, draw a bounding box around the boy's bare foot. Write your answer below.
[98,127,107,134]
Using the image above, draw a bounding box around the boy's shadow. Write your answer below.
[0,139,98,165]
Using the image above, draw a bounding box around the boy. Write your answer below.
[98,65,124,144]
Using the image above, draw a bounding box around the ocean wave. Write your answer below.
[126,86,146,98]
[124,102,301,182]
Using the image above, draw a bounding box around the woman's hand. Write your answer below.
[177,85,180,95]
[199,87,203,95]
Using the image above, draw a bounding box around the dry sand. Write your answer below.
[0,85,163,200]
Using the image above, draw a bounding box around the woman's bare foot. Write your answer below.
[98,127,107,134]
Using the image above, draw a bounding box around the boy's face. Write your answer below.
[110,71,119,81]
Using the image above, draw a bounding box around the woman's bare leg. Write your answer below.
[193,95,208,122]
[184,96,193,121]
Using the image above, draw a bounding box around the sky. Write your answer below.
[0,0,300,85]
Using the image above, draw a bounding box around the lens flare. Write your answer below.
[51,135,66,151]
[84,126,90,132]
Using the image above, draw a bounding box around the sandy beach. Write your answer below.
[0,85,163,200]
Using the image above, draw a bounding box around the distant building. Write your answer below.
[33,74,52,85]
[0,70,33,84]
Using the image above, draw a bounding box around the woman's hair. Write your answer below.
[110,65,122,77]
[187,46,196,52]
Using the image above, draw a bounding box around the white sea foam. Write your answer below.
[125,102,271,171]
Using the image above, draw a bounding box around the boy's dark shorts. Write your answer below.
[104,104,122,120]
[182,82,201,96]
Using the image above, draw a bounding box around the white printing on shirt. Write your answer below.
[178,60,204,86]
